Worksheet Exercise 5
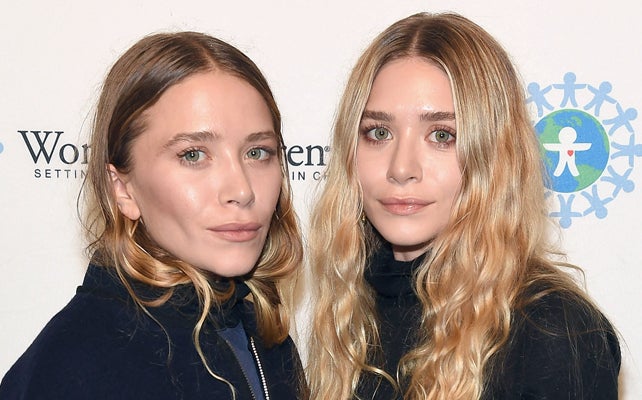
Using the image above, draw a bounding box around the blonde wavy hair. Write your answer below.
[82,32,302,392]
[308,12,600,399]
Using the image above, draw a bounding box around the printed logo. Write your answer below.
[0,141,4,155]
[18,130,89,179]
[528,72,640,228]
[284,143,329,181]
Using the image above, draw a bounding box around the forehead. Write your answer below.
[142,72,273,136]
[366,57,454,112]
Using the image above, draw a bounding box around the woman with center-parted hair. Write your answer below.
[307,12,620,400]
[0,32,307,399]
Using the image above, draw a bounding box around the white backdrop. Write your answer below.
[1,0,640,397]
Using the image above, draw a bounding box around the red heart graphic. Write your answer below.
[567,150,574,156]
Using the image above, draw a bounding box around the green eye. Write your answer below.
[247,148,268,160]
[182,150,204,162]
[368,127,391,141]
[429,130,455,145]
[435,130,450,143]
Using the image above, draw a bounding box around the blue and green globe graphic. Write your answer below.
[535,109,609,193]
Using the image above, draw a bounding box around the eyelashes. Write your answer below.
[428,129,456,147]
[360,124,392,144]
[246,146,277,161]
[178,147,207,165]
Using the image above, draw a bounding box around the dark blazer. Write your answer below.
[0,262,305,400]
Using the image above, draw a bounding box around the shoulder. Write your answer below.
[493,290,620,399]
[0,288,148,399]
[516,290,619,354]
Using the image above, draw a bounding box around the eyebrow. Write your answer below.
[163,130,217,149]
[420,111,455,122]
[361,109,456,123]
[361,110,394,122]
[245,130,278,144]
[163,130,278,150]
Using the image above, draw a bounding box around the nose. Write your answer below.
[387,133,422,184]
[218,158,255,207]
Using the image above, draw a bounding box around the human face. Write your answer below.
[357,57,462,261]
[110,71,282,277]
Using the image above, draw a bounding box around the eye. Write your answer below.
[247,147,273,160]
[428,129,456,144]
[180,149,206,163]
[365,126,392,141]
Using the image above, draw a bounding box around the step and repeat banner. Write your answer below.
[1,0,640,396]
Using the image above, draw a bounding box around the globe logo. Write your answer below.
[528,72,640,228]
[536,109,609,193]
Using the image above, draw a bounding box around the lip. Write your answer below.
[379,197,430,215]
[209,222,262,242]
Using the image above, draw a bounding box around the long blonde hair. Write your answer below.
[308,13,601,399]
[82,32,302,390]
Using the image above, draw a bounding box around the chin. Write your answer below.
[376,226,437,247]
[184,255,257,278]
[204,263,257,278]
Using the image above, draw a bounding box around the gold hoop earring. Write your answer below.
[126,218,139,239]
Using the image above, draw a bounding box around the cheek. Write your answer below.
[432,159,462,198]
[135,174,202,221]
[254,170,283,210]
[442,180,462,219]
[356,155,381,197]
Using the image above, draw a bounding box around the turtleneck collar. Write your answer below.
[364,243,427,298]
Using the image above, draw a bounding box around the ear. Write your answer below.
[107,164,141,221]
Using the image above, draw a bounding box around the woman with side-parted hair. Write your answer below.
[307,13,620,400]
[0,32,306,399]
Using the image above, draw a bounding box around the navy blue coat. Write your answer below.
[0,263,305,399]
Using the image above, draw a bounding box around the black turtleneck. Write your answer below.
[356,244,620,400]
[357,244,425,400]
